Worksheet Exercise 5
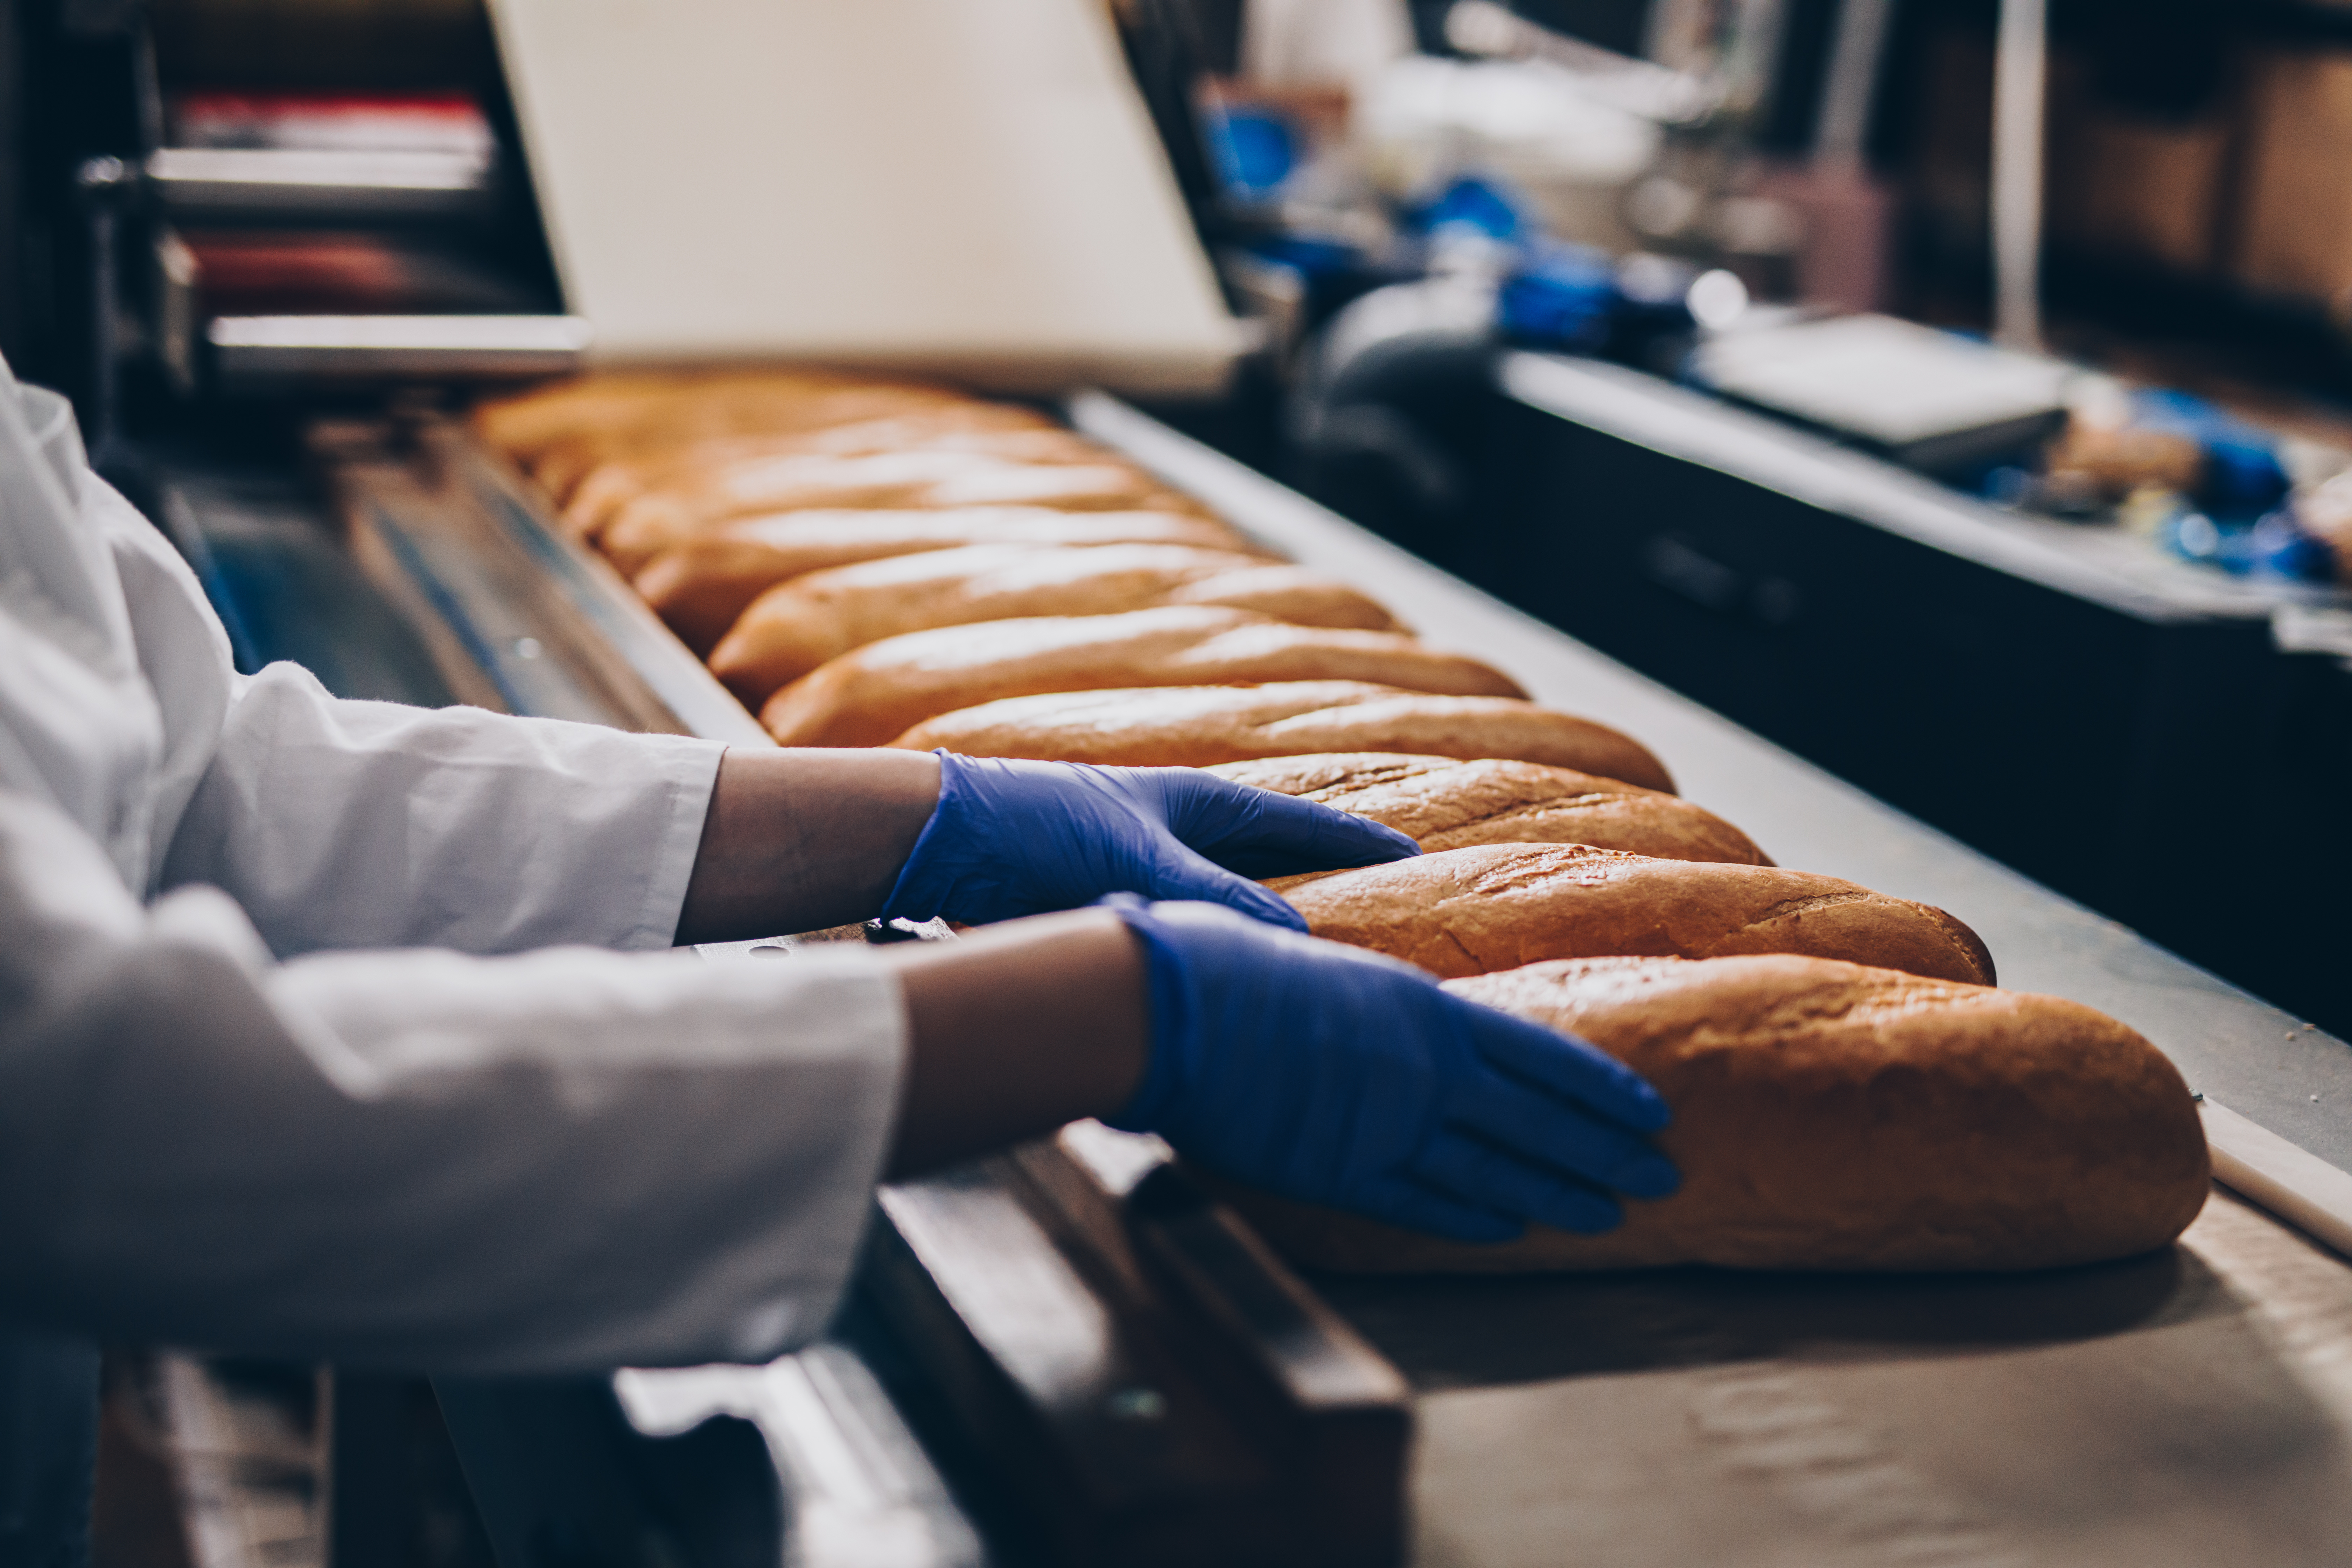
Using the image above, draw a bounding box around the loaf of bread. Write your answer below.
[539,398,1048,508]
[477,366,954,438]
[891,681,1676,794]
[1205,753,1766,864]
[1268,842,1993,983]
[761,608,1526,746]
[565,421,1107,539]
[1219,954,2209,1273]
[475,369,848,460]
[601,455,1203,572]
[710,546,1400,702]
[637,509,1259,654]
[476,370,980,491]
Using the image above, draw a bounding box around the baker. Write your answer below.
[0,359,1675,1560]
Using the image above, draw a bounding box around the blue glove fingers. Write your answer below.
[1447,1066,1680,1198]
[1349,1172,1527,1244]
[1408,1129,1626,1235]
[1154,772,1421,879]
[1463,1004,1673,1134]
[1138,839,1312,932]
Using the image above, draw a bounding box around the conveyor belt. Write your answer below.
[322,394,2352,1565]
[1341,1189,2352,1564]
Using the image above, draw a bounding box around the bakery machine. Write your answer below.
[30,2,2352,1566]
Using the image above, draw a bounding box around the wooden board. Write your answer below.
[867,1121,1411,1567]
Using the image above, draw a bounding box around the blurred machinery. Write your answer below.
[1197,0,2352,1042]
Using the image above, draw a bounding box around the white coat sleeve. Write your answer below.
[0,790,905,1372]
[159,662,726,957]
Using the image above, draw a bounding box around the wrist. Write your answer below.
[1100,896,1192,1132]
[883,908,1150,1177]
[877,749,965,924]
[676,747,942,943]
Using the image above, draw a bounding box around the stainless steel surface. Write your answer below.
[320,415,767,743]
[1498,351,2347,625]
[329,430,650,724]
[1334,1191,2352,1567]
[434,426,775,748]
[147,147,491,220]
[210,315,591,386]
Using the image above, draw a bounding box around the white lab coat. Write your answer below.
[0,368,907,1375]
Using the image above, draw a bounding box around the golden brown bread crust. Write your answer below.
[709,547,1400,703]
[635,509,1258,654]
[538,400,1051,508]
[891,681,1676,794]
[1205,753,1767,864]
[563,422,1107,538]
[600,457,1204,572]
[1221,954,2210,1273]
[761,610,1526,747]
[475,370,980,482]
[1268,842,1994,984]
[1166,564,1404,630]
[474,369,843,457]
[475,366,955,435]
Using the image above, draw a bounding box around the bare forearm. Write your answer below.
[877,908,1149,1178]
[674,748,942,944]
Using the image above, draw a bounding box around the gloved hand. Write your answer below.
[881,751,1418,931]
[1103,897,1678,1241]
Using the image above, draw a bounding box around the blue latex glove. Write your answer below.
[881,752,1418,931]
[1104,897,1678,1241]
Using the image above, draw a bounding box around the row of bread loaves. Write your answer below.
[474,373,2210,1278]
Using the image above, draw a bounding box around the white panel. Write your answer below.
[2204,1101,2352,1262]
[489,0,1242,392]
